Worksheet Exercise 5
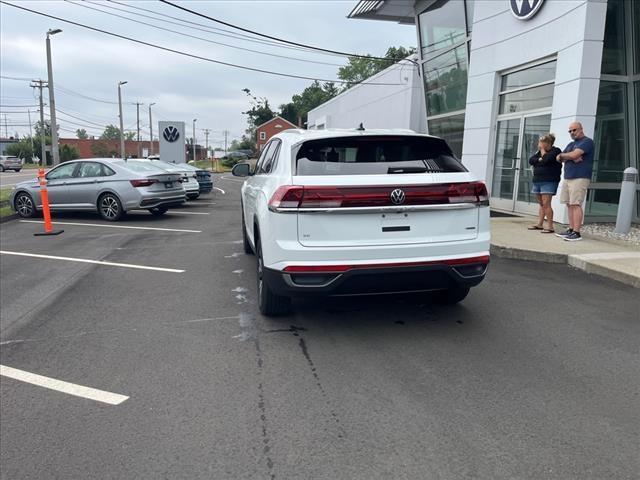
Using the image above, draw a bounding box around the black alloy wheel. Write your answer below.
[256,237,291,316]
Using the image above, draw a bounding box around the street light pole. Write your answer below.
[148,102,155,156]
[46,28,62,165]
[192,118,197,163]
[117,81,127,159]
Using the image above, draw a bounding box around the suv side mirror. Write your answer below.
[232,162,251,177]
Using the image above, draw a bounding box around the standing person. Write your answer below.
[555,122,595,242]
[527,133,561,233]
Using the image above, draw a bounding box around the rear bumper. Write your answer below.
[197,180,213,192]
[263,258,488,297]
[137,194,186,209]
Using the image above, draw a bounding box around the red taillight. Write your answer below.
[268,182,489,211]
[283,256,490,273]
[130,179,159,187]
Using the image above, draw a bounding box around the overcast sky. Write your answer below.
[0,0,416,147]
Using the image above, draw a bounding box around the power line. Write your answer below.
[159,0,418,68]
[0,104,40,108]
[56,85,119,105]
[0,75,34,81]
[56,108,107,128]
[1,1,404,86]
[72,0,346,68]
[108,0,317,53]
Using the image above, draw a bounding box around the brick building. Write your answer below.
[59,138,207,161]
[255,116,297,151]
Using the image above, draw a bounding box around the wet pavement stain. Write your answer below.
[254,339,276,480]
[297,337,345,439]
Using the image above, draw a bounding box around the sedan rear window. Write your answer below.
[294,135,466,175]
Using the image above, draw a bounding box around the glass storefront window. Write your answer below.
[423,45,468,116]
[593,82,628,183]
[635,1,640,74]
[419,0,467,56]
[498,83,555,114]
[427,114,465,158]
[585,188,621,217]
[500,61,556,91]
[601,0,626,75]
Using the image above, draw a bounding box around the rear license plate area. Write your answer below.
[381,213,410,232]
[164,182,173,188]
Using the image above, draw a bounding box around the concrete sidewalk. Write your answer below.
[491,215,640,288]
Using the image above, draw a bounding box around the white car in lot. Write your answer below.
[232,129,490,316]
[140,158,201,200]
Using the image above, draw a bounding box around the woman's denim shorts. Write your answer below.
[532,181,559,195]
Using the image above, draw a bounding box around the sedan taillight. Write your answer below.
[130,179,159,187]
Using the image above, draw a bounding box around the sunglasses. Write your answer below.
[568,129,579,133]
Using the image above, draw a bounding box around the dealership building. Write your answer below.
[308,0,639,222]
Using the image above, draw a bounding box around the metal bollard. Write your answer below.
[614,167,638,234]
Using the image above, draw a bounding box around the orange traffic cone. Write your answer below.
[34,168,64,236]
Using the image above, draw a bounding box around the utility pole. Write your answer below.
[223,130,229,156]
[46,28,62,165]
[135,102,142,158]
[3,114,7,138]
[31,79,47,165]
[203,128,210,171]
[117,81,127,158]
[27,109,35,159]
[192,118,197,163]
[148,102,155,156]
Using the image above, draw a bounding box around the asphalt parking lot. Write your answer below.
[1,174,638,479]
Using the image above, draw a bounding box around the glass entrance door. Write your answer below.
[491,113,552,213]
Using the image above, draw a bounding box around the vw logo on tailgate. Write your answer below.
[163,125,180,142]
[510,0,544,20]
[390,189,406,205]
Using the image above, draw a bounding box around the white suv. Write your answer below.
[233,129,490,316]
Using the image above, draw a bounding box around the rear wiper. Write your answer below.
[387,166,428,174]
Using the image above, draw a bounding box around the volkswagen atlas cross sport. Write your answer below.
[232,129,490,316]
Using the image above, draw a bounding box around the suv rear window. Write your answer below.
[294,135,466,176]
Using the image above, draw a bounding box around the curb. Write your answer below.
[568,254,640,289]
[490,244,567,264]
[491,243,639,288]
[0,214,18,224]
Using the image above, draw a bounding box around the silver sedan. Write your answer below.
[10,158,186,221]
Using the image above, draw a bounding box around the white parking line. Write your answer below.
[20,220,201,233]
[169,211,210,215]
[213,187,226,194]
[0,364,129,405]
[0,251,185,273]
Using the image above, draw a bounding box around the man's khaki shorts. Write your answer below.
[560,178,590,205]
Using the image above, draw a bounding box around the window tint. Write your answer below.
[78,162,106,178]
[46,162,77,180]
[256,141,276,174]
[262,140,281,174]
[294,136,466,176]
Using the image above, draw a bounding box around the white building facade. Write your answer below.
[307,55,426,133]
[319,0,639,222]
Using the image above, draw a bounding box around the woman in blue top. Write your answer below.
[528,133,562,233]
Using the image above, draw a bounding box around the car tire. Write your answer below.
[98,192,124,221]
[241,210,253,255]
[434,286,470,305]
[14,192,37,218]
[256,236,291,316]
[187,193,200,200]
[149,206,168,216]
[0,165,4,172]
[14,169,21,173]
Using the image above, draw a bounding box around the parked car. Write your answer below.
[232,129,490,316]
[182,163,213,194]
[10,158,186,221]
[140,159,201,200]
[0,155,22,172]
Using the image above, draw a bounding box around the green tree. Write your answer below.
[34,120,51,138]
[91,141,110,157]
[76,128,88,139]
[100,124,121,140]
[290,81,339,126]
[279,102,300,125]
[241,88,275,135]
[60,144,80,162]
[5,138,35,162]
[338,46,416,90]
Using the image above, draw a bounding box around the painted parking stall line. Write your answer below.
[0,365,129,405]
[212,187,226,194]
[20,220,201,233]
[0,251,185,273]
[168,211,210,216]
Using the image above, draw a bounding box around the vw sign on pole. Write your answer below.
[158,121,186,163]
[510,0,544,20]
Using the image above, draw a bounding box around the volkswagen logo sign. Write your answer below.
[510,0,544,20]
[390,189,406,205]
[163,125,180,143]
